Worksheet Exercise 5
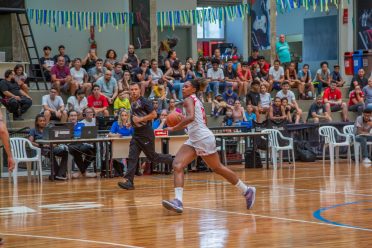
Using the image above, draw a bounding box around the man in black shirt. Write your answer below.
[0,70,32,120]
[246,80,261,122]
[118,82,173,190]
[349,68,368,92]
[39,45,54,81]
[307,96,332,123]
[53,45,71,66]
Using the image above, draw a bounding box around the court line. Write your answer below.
[185,206,372,233]
[0,232,143,248]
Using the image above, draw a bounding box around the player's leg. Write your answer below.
[162,144,197,213]
[201,152,256,209]
[118,138,142,190]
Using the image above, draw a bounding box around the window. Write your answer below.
[197,7,225,39]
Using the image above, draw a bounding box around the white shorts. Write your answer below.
[184,135,217,156]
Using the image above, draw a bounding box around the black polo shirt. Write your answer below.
[0,79,22,97]
[130,96,154,135]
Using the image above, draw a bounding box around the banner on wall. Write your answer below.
[251,0,270,50]
[356,0,372,50]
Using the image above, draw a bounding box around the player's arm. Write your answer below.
[167,97,195,132]
[133,110,157,124]
[0,113,14,172]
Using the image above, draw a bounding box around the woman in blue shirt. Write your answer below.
[109,110,133,137]
[152,109,168,130]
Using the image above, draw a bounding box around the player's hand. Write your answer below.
[165,127,174,132]
[132,115,143,124]
[7,157,15,172]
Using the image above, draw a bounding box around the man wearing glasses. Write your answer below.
[41,86,68,124]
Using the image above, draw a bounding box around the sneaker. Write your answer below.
[55,176,67,181]
[118,180,135,190]
[363,158,371,164]
[162,199,183,213]
[245,187,256,210]
[85,172,97,178]
[72,172,82,179]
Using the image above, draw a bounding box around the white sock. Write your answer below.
[235,180,249,195]
[175,187,183,202]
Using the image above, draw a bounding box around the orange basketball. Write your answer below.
[166,112,184,127]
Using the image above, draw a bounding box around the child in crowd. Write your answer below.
[330,65,344,87]
[244,104,257,128]
[259,84,271,117]
[223,109,234,126]
[114,90,131,115]
[269,97,287,123]
[281,98,292,123]
[246,79,261,122]
[212,94,227,117]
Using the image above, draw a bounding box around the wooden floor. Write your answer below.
[0,161,371,247]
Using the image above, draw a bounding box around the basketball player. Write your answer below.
[118,82,173,190]
[0,110,15,244]
[162,79,256,213]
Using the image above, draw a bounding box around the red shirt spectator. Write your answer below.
[348,90,364,107]
[323,87,342,106]
[237,68,252,81]
[88,94,108,108]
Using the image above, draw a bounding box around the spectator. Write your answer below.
[28,114,68,180]
[307,96,332,123]
[207,48,225,69]
[349,68,368,92]
[164,60,184,101]
[149,59,167,104]
[194,60,206,79]
[237,61,252,97]
[206,59,225,101]
[168,98,182,114]
[118,70,131,92]
[121,44,139,71]
[108,109,133,137]
[13,64,29,94]
[227,46,240,59]
[96,70,118,105]
[186,57,195,68]
[150,59,164,84]
[70,58,90,95]
[212,94,227,117]
[104,49,118,70]
[68,110,97,178]
[223,109,234,126]
[40,45,54,81]
[248,48,259,66]
[269,97,287,123]
[285,62,305,99]
[67,89,88,119]
[244,104,257,128]
[331,65,345,87]
[164,50,178,70]
[298,64,315,99]
[224,59,239,90]
[259,84,271,117]
[222,85,239,109]
[41,86,68,123]
[257,56,270,78]
[114,90,131,115]
[276,34,291,68]
[281,98,293,123]
[152,109,168,130]
[231,55,241,72]
[246,80,261,122]
[82,48,98,71]
[133,59,152,96]
[53,45,71,66]
[276,81,303,124]
[323,81,349,122]
[251,63,270,89]
[88,58,107,84]
[184,61,196,81]
[363,77,372,108]
[313,61,331,95]
[0,70,32,120]
[51,56,73,94]
[87,84,109,116]
[268,60,285,91]
[112,62,124,82]
[348,85,365,115]
[80,107,96,126]
[232,100,247,124]
[354,108,372,165]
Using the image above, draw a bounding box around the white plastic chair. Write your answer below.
[319,126,351,166]
[10,137,43,184]
[343,125,372,164]
[262,129,295,169]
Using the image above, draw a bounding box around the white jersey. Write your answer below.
[186,94,213,142]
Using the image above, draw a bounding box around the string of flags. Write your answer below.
[26,0,349,32]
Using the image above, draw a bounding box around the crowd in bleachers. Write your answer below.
[1,34,372,179]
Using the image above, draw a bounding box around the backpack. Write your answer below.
[295,141,317,162]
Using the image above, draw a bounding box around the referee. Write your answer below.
[118,82,173,190]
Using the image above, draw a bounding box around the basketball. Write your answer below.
[166,112,183,127]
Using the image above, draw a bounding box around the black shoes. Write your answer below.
[118,180,135,190]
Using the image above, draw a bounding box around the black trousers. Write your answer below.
[5,97,32,117]
[125,132,173,183]
[68,143,96,174]
[51,146,68,177]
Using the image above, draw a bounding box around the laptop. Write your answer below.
[42,123,74,140]
[80,126,98,139]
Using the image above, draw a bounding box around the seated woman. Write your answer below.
[28,114,68,180]
[108,110,133,137]
[168,98,182,114]
[152,109,168,130]
[231,100,247,124]
[269,97,287,123]
[67,89,88,120]
[163,60,185,102]
[14,64,29,94]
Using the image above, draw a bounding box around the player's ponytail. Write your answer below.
[191,78,208,92]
